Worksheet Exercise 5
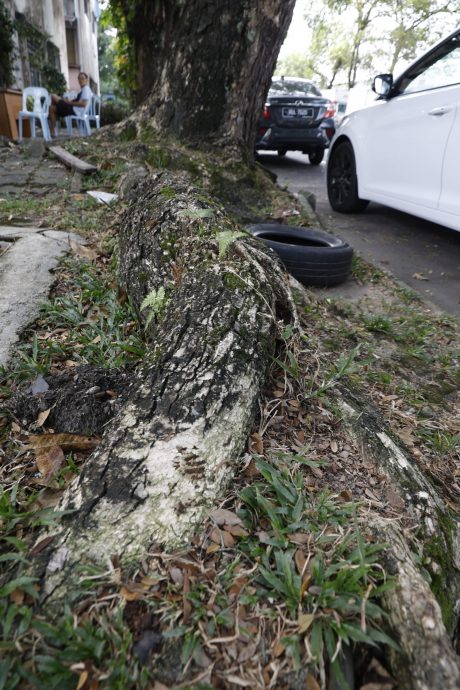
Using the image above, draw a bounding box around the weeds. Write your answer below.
[274,333,362,401]
[157,452,398,686]
[1,257,145,388]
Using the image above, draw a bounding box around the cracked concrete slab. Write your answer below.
[0,228,85,367]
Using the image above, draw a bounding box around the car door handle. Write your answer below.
[428,106,451,116]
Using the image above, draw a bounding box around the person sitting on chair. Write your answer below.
[49,71,92,134]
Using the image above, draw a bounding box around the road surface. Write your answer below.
[259,151,460,317]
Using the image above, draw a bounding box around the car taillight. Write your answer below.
[262,104,271,120]
[324,101,336,119]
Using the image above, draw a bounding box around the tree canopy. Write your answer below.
[277,0,459,89]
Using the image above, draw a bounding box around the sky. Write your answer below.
[279,0,310,58]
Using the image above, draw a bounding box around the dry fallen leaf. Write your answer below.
[36,408,51,427]
[36,446,65,483]
[330,439,338,453]
[298,612,314,634]
[70,239,98,261]
[288,532,310,545]
[295,548,307,574]
[412,272,429,281]
[28,433,100,452]
[209,526,235,547]
[209,508,243,527]
[76,671,89,690]
[30,535,55,557]
[9,588,25,605]
[250,432,264,454]
[306,674,321,690]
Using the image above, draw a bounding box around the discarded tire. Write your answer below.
[247,224,353,287]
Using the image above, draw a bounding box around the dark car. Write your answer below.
[255,77,336,165]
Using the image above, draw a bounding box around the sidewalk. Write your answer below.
[0,138,85,367]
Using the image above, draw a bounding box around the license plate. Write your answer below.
[282,107,313,118]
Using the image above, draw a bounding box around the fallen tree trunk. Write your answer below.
[336,387,460,688]
[26,170,460,689]
[38,171,296,606]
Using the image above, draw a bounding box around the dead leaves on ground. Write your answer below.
[26,432,100,485]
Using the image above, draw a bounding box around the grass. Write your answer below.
[0,136,457,688]
[0,459,393,689]
[0,193,108,235]
[0,256,145,390]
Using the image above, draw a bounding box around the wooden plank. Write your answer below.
[48,145,97,174]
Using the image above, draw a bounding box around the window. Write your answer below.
[66,24,79,66]
[269,79,322,97]
[46,42,61,71]
[400,33,460,95]
[64,0,78,19]
[15,12,45,86]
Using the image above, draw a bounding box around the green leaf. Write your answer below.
[217,231,245,258]
[0,577,38,599]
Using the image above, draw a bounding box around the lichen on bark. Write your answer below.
[38,171,296,607]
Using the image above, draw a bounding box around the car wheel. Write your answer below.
[308,149,324,166]
[277,150,287,157]
[327,140,369,213]
[247,224,353,287]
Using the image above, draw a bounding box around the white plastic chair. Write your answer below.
[65,96,92,136]
[88,95,101,130]
[18,87,51,142]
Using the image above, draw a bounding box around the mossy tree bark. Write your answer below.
[37,171,296,606]
[337,387,460,689]
[111,0,296,153]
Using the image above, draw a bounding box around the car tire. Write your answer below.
[308,149,324,166]
[247,223,353,287]
[327,140,369,213]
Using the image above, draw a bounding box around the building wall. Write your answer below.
[7,0,99,93]
[68,0,99,92]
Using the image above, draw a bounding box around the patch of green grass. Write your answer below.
[80,160,127,191]
[274,336,362,401]
[165,452,397,684]
[0,485,151,689]
[0,602,151,690]
[0,197,51,220]
[417,429,459,455]
[0,257,145,387]
[362,315,394,336]
[351,256,384,284]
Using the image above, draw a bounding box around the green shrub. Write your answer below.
[41,65,67,94]
[101,101,130,126]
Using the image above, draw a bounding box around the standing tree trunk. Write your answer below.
[113,0,296,153]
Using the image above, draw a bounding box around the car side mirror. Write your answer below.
[372,74,393,97]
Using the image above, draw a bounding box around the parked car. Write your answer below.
[255,77,336,165]
[326,27,460,232]
[334,100,347,126]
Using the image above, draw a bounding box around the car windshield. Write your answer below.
[269,79,322,97]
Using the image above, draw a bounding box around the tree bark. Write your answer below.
[37,171,296,607]
[336,387,460,688]
[119,0,296,153]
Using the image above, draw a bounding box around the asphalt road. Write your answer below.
[258,151,460,317]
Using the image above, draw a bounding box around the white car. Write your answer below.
[327,27,460,233]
